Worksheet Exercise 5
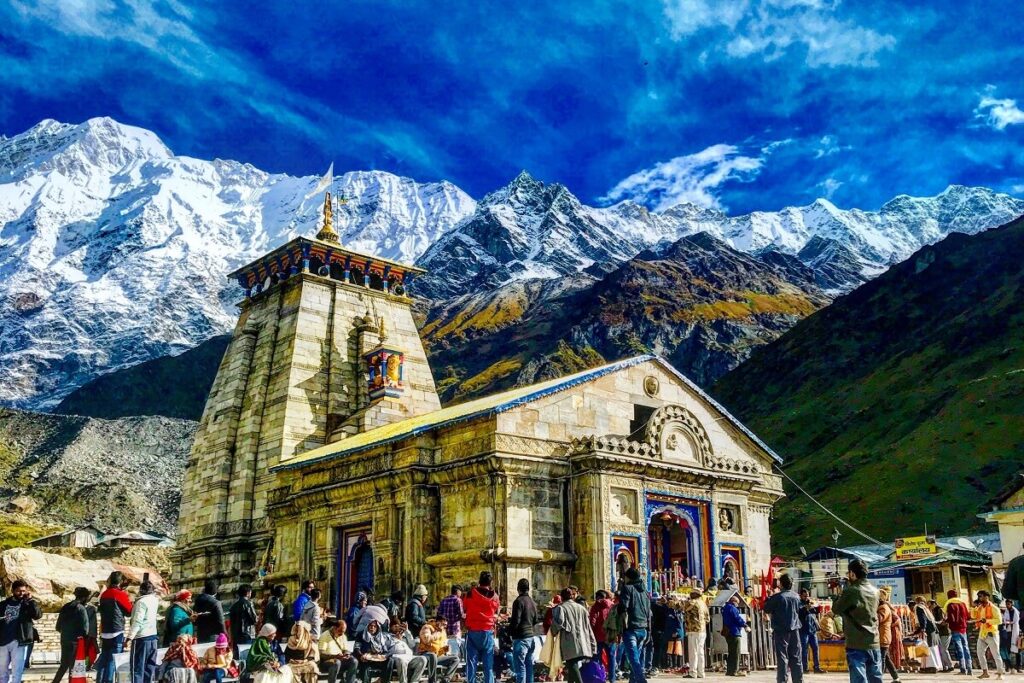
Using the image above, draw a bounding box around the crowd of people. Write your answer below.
[5,562,1024,683]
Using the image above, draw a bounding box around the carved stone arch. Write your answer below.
[645,404,713,465]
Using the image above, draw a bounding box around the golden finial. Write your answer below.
[377,315,388,342]
[315,192,340,244]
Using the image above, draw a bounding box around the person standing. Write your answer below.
[912,597,938,672]
[929,600,953,673]
[1000,598,1020,673]
[194,580,226,644]
[126,580,159,683]
[683,589,709,679]
[406,587,429,639]
[52,587,90,683]
[510,579,540,683]
[436,586,465,641]
[590,590,617,683]
[464,572,500,683]
[618,567,652,683]
[799,589,823,674]
[876,588,899,682]
[722,594,747,677]
[164,591,194,647]
[263,586,290,640]
[551,588,597,683]
[299,589,323,641]
[973,590,1004,680]
[96,572,132,683]
[379,591,404,627]
[230,585,258,655]
[831,559,882,683]
[943,590,972,675]
[764,575,803,683]
[292,581,316,627]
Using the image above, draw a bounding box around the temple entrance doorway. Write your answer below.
[334,526,373,615]
[648,507,697,593]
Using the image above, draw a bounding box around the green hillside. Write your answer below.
[713,216,1024,554]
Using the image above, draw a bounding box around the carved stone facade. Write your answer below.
[174,230,785,608]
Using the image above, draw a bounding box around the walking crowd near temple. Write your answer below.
[4,560,1024,683]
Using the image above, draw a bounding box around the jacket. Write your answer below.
[651,601,670,631]
[589,598,614,643]
[163,603,194,646]
[56,600,90,644]
[1004,554,1024,605]
[193,592,226,642]
[944,598,969,634]
[405,598,426,636]
[877,602,893,648]
[831,579,880,651]
[292,593,311,625]
[510,594,540,640]
[464,587,500,632]
[128,593,160,639]
[798,600,820,634]
[264,597,289,635]
[99,587,132,637]
[763,590,802,632]
[0,596,42,647]
[300,600,323,640]
[682,599,709,633]
[551,600,597,661]
[722,603,746,637]
[230,597,258,641]
[617,581,651,631]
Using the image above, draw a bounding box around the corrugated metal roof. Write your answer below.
[272,354,783,472]
[868,547,992,570]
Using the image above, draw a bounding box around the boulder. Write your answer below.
[5,495,37,515]
[0,547,168,611]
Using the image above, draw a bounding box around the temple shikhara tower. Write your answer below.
[173,193,785,608]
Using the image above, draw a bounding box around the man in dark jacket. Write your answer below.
[263,585,289,640]
[52,587,91,683]
[617,568,651,683]
[95,572,132,683]
[831,559,882,683]
[229,584,258,655]
[406,586,428,637]
[1003,543,1024,606]
[509,579,539,683]
[764,575,803,683]
[292,580,316,625]
[193,580,226,643]
[651,594,670,672]
[798,589,823,674]
[0,580,42,683]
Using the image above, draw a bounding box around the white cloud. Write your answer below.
[813,134,850,158]
[816,177,843,198]
[661,0,896,68]
[976,89,1024,131]
[601,143,769,211]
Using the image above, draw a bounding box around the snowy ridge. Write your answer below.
[415,172,1024,298]
[0,117,474,408]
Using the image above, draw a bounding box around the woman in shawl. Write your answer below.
[550,589,596,683]
[877,588,900,682]
[889,600,904,673]
[356,620,394,683]
[165,591,196,647]
[159,634,200,683]
[248,624,292,683]
[284,621,319,683]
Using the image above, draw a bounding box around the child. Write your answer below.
[202,633,233,683]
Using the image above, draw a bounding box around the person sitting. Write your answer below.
[319,619,358,683]
[201,633,233,683]
[417,622,458,683]
[284,622,319,683]
[160,634,201,683]
[247,625,293,683]
[386,621,427,683]
[356,620,393,683]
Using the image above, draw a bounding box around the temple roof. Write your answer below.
[272,354,782,472]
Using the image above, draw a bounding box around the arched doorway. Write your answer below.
[648,506,700,592]
[334,527,374,614]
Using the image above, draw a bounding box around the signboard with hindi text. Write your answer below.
[894,535,937,560]
[868,567,908,605]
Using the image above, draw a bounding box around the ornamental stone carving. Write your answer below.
[645,404,713,465]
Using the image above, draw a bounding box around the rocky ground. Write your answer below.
[0,408,195,537]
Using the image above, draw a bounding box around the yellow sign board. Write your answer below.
[894,535,937,560]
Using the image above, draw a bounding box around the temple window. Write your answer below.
[329,262,345,281]
[369,271,384,291]
[629,404,657,439]
[350,266,364,285]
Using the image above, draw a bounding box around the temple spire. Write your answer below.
[316,191,340,244]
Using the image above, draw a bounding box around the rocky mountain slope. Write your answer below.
[2,117,1022,413]
[0,408,195,535]
[712,215,1024,553]
[0,118,474,409]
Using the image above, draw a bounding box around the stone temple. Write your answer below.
[173,195,785,608]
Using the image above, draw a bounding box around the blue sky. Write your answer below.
[2,0,1023,213]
